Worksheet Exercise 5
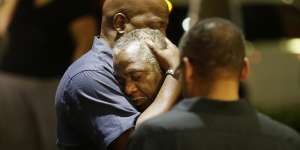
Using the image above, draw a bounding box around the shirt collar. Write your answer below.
[91,36,111,54]
[174,97,251,115]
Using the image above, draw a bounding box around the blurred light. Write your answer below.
[287,38,300,54]
[245,41,262,64]
[282,0,294,5]
[182,17,190,32]
[165,0,173,13]
[249,50,262,64]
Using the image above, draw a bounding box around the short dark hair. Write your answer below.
[179,18,246,79]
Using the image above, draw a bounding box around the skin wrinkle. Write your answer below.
[114,29,166,74]
[101,0,169,47]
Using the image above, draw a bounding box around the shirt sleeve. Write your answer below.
[64,70,140,149]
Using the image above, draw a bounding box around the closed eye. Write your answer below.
[131,73,142,82]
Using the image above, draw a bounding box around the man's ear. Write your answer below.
[240,57,249,80]
[183,57,194,83]
[113,13,128,34]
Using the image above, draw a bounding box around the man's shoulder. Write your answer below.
[141,109,205,132]
[67,50,112,77]
[60,38,113,85]
[257,112,300,146]
[55,46,118,103]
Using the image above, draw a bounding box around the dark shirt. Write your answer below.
[0,0,97,78]
[55,37,140,150]
[128,97,300,150]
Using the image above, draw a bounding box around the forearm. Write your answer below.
[136,75,181,126]
[0,0,18,38]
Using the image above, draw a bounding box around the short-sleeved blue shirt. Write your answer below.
[55,37,140,150]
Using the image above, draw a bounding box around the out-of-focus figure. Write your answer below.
[187,0,231,29]
[0,0,98,149]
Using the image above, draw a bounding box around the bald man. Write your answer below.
[55,0,181,150]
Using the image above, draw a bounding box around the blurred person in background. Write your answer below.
[55,0,181,149]
[0,0,99,149]
[128,18,300,150]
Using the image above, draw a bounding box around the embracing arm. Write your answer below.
[109,38,181,150]
[135,38,181,126]
[136,75,180,126]
[110,75,180,150]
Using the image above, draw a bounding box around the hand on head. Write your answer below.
[146,38,180,71]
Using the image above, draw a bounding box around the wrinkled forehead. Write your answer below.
[104,0,169,18]
[132,3,169,27]
[128,0,169,17]
[115,41,143,62]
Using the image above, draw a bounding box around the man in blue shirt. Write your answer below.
[55,0,181,150]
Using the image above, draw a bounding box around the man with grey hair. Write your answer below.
[113,28,167,112]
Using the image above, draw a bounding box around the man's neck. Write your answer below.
[100,28,116,48]
[190,79,240,102]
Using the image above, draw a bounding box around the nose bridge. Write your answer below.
[125,79,137,95]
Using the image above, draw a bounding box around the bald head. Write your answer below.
[102,0,169,20]
[180,18,246,79]
[101,0,169,47]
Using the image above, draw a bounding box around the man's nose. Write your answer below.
[125,82,138,96]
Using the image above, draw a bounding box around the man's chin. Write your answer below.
[137,103,149,112]
[131,97,150,111]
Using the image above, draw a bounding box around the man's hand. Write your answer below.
[146,38,180,71]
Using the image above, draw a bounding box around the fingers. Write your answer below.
[145,40,155,49]
[165,37,176,49]
[146,40,161,56]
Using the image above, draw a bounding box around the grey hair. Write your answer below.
[113,28,166,72]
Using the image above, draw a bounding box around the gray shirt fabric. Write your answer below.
[128,97,300,150]
[55,37,140,150]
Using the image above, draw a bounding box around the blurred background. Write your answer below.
[0,0,299,149]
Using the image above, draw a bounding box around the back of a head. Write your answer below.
[101,0,169,30]
[180,18,246,80]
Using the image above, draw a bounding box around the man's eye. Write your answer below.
[131,74,142,81]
